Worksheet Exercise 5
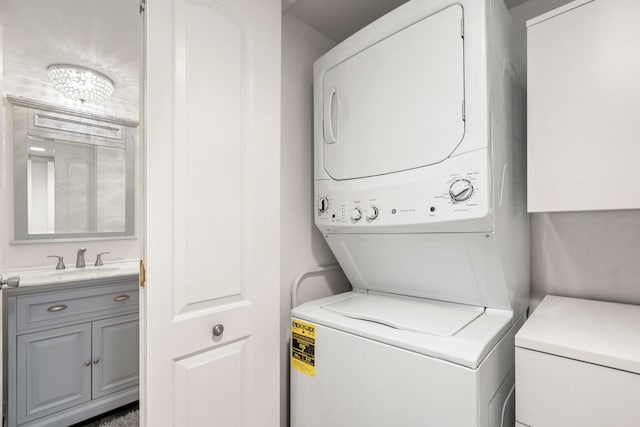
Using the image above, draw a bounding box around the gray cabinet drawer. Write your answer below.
[16,282,138,332]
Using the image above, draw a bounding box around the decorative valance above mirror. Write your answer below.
[9,95,138,242]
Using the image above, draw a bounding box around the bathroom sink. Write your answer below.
[1,261,139,288]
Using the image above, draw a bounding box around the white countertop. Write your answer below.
[2,259,139,288]
[516,295,640,375]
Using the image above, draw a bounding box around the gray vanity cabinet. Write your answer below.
[5,277,139,427]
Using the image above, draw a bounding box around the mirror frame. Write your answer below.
[9,95,137,242]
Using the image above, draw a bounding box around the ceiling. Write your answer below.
[285,0,410,43]
[0,0,141,119]
[505,0,530,8]
[284,0,531,43]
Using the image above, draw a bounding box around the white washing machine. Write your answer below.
[291,0,528,426]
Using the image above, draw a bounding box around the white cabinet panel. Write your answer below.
[515,296,640,426]
[516,348,640,427]
[527,0,640,212]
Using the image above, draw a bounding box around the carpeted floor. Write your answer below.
[73,402,139,427]
[95,409,139,427]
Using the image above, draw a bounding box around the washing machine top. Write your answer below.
[292,290,513,369]
[516,295,640,375]
[323,292,484,336]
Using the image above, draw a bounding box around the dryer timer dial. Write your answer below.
[449,179,474,202]
[318,197,329,213]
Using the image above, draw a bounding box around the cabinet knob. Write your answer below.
[93,357,100,364]
[84,360,91,366]
[114,294,130,302]
[212,324,224,337]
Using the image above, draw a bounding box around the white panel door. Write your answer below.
[144,0,280,426]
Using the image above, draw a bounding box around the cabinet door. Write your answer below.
[527,0,640,212]
[16,323,92,424]
[92,313,139,399]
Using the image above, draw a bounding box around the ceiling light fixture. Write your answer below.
[47,64,114,104]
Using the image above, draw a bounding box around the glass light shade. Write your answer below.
[47,64,114,103]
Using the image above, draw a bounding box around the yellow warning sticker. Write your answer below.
[291,319,316,377]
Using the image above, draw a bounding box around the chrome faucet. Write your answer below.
[95,252,110,266]
[76,248,87,268]
[47,255,66,270]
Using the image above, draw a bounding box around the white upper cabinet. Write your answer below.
[527,0,640,212]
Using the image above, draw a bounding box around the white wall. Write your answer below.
[0,98,141,272]
[509,0,575,42]
[510,0,640,308]
[280,12,351,427]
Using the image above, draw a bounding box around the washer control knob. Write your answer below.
[366,206,379,220]
[351,208,362,221]
[449,179,474,202]
[318,197,329,213]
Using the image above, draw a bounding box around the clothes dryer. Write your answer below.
[292,0,528,425]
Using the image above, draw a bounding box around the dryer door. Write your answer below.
[322,4,465,180]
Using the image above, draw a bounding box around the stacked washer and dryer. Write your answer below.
[291,0,528,426]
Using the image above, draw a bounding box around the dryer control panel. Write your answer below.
[315,150,492,233]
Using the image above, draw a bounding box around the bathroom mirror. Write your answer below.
[1,0,141,241]
[11,97,137,240]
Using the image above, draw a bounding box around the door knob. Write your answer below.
[212,324,224,337]
[93,357,100,364]
[0,275,20,288]
[84,360,91,366]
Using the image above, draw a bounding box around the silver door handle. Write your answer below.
[0,275,20,288]
[84,360,92,366]
[47,304,68,312]
[212,324,224,337]
[93,357,100,364]
[114,294,130,302]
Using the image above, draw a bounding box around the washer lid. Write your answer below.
[322,292,484,336]
[292,291,514,369]
[516,295,640,375]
